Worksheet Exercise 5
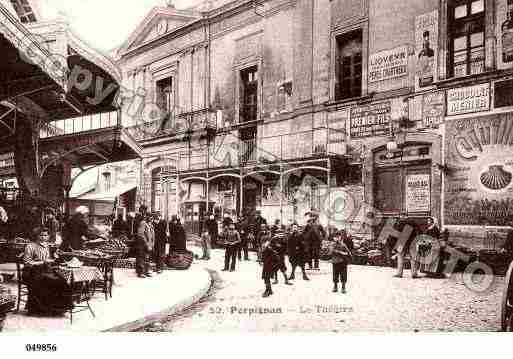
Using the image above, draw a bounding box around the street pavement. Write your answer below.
[2,265,211,332]
[155,246,504,332]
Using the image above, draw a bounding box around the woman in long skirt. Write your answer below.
[23,227,69,315]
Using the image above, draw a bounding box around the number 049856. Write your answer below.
[25,344,57,352]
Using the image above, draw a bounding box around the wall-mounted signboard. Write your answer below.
[368,46,409,83]
[350,102,391,138]
[447,83,490,116]
[406,173,431,213]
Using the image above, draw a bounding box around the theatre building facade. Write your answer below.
[117,0,513,246]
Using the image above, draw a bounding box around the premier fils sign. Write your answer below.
[368,45,409,83]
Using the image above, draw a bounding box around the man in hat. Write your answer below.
[136,212,155,278]
[60,206,94,251]
[152,212,168,274]
[304,210,326,270]
[288,223,309,281]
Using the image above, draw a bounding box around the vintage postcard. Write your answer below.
[0,1,512,351]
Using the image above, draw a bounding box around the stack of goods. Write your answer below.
[351,236,370,265]
[366,249,385,266]
[0,285,15,332]
[59,249,112,266]
[97,238,129,258]
[166,250,194,270]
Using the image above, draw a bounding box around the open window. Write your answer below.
[239,66,259,123]
[335,29,363,100]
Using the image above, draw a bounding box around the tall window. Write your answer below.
[156,77,174,113]
[335,29,363,100]
[151,169,162,212]
[10,0,36,23]
[240,66,258,123]
[102,172,111,191]
[449,0,485,77]
[156,77,174,131]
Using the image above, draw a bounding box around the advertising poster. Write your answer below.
[368,46,409,83]
[350,102,391,138]
[422,91,445,128]
[406,174,431,213]
[444,114,513,226]
[415,11,439,91]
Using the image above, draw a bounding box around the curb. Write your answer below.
[103,268,212,332]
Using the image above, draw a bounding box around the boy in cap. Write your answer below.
[330,231,352,293]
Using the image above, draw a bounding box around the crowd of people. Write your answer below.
[201,209,354,298]
[6,199,513,308]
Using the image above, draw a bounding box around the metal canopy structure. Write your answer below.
[0,2,141,206]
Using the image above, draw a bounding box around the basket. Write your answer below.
[166,250,194,270]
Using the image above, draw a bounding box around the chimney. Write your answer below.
[166,0,175,8]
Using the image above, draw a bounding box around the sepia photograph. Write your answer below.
[0,0,512,354]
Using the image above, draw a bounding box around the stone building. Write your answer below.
[118,0,513,248]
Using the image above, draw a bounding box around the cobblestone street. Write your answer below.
[155,248,504,333]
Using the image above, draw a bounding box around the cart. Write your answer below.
[501,260,513,331]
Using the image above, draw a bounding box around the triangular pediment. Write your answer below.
[118,6,199,55]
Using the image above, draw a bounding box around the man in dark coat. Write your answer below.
[170,217,187,252]
[287,223,309,281]
[136,212,154,278]
[152,213,168,273]
[261,237,279,297]
[239,215,250,261]
[254,210,267,238]
[303,212,326,270]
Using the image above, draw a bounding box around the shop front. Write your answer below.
[364,132,443,236]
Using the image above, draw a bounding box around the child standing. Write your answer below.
[200,230,211,260]
[330,231,352,293]
[261,238,279,297]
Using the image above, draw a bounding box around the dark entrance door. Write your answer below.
[374,162,432,239]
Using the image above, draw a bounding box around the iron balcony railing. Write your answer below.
[127,110,217,141]
[39,111,120,138]
[176,128,346,172]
